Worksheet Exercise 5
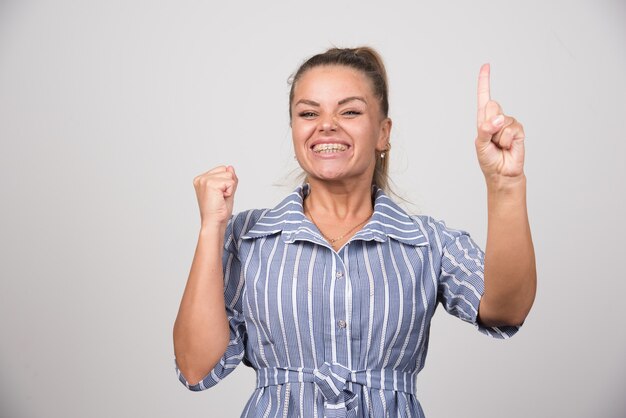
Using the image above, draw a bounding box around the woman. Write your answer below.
[173,47,536,417]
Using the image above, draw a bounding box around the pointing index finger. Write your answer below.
[477,63,491,123]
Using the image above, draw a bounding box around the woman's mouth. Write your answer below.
[312,143,348,153]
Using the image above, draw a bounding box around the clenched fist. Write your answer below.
[192,165,238,228]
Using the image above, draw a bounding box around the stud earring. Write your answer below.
[380,143,391,159]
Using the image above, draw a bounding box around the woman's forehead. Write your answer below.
[293,65,375,99]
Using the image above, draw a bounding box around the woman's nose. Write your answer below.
[319,116,338,132]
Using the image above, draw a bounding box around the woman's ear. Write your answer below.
[377,117,392,150]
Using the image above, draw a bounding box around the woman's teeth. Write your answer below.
[313,143,348,153]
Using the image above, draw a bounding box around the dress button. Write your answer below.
[336,271,343,279]
[337,320,347,328]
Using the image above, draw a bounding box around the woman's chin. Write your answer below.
[301,161,376,185]
[309,171,345,182]
[307,169,371,185]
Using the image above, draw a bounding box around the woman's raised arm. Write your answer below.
[173,165,238,385]
[473,65,537,327]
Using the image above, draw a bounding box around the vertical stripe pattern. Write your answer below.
[176,185,520,417]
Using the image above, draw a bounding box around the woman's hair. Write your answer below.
[288,46,391,192]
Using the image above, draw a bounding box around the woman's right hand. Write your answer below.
[176,166,237,384]
[193,165,238,228]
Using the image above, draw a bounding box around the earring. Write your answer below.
[380,143,390,159]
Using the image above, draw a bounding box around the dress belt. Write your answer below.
[256,362,415,418]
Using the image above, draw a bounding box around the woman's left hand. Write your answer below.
[475,64,526,183]
[473,65,535,328]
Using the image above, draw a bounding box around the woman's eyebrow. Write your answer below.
[295,97,368,107]
[295,99,320,107]
[338,96,367,105]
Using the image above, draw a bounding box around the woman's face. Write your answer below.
[290,65,391,186]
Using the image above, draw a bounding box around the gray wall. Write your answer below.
[1,0,625,417]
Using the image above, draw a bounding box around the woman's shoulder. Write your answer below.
[228,208,271,239]
[406,214,473,249]
[373,190,470,249]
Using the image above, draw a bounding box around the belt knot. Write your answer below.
[313,362,358,417]
[313,362,353,402]
[255,363,415,418]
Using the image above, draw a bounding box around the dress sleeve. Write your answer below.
[435,219,520,339]
[175,214,248,391]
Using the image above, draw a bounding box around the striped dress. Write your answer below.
[176,184,519,417]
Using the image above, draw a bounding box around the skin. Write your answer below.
[172,63,536,385]
[473,63,536,327]
[173,165,237,385]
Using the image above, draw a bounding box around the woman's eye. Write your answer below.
[342,110,362,117]
[298,111,317,119]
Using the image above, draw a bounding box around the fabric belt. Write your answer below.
[256,362,415,418]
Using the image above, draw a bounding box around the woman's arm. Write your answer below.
[480,176,536,327]
[473,64,537,327]
[173,166,238,385]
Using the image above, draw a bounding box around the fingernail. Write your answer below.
[492,115,505,127]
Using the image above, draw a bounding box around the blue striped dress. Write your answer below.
[176,184,519,417]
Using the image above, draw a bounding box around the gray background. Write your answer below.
[1,0,625,417]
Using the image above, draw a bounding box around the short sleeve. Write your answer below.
[175,214,248,391]
[435,219,520,339]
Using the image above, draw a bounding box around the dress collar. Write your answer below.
[242,184,428,247]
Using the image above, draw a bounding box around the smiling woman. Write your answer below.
[291,65,391,221]
[289,47,392,193]
[172,46,536,418]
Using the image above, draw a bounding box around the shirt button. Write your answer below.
[336,271,343,279]
[337,320,347,328]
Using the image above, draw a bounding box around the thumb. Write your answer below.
[224,165,238,197]
[477,114,505,143]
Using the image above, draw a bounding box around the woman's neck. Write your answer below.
[304,178,374,220]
